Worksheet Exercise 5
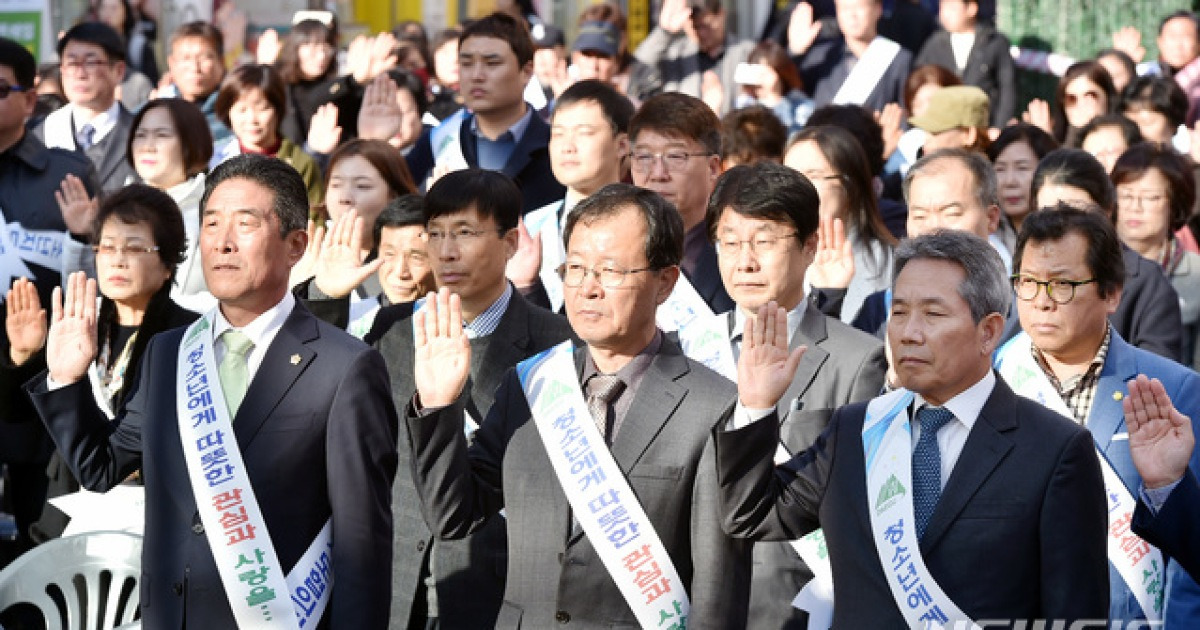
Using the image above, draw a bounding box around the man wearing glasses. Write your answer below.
[995,206,1200,628]
[34,22,136,193]
[406,183,751,627]
[362,169,571,629]
[629,91,733,314]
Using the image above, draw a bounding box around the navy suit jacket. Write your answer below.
[405,107,565,215]
[27,304,398,629]
[715,377,1110,626]
[1134,470,1200,584]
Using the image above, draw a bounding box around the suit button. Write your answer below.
[555,611,570,623]
[172,583,183,596]
[191,513,204,535]
[416,540,426,552]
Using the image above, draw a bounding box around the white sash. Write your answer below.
[176,316,334,629]
[833,37,902,106]
[524,200,568,312]
[656,275,736,382]
[347,294,381,340]
[994,334,1164,621]
[0,207,67,289]
[517,341,690,627]
[862,389,979,629]
[428,108,470,188]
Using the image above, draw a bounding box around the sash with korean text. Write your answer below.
[832,37,902,106]
[428,109,470,188]
[656,276,736,382]
[517,341,690,628]
[994,334,1164,621]
[0,208,66,290]
[176,315,334,629]
[862,388,980,629]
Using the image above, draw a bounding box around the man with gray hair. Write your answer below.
[722,229,1109,626]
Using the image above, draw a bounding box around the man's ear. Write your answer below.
[655,265,681,305]
[986,204,1001,234]
[285,228,308,265]
[978,311,1005,355]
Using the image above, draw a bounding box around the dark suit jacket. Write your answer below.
[33,104,138,193]
[687,239,735,315]
[372,292,573,629]
[405,109,565,215]
[795,36,913,113]
[732,303,887,629]
[915,24,1017,127]
[715,377,1110,626]
[406,338,752,629]
[27,304,398,629]
[1114,245,1183,363]
[1134,470,1200,584]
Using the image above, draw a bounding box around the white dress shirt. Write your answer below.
[211,292,296,382]
[911,370,994,490]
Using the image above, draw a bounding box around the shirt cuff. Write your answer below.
[726,402,775,431]
[1140,478,1183,515]
[46,374,75,391]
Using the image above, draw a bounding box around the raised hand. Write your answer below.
[807,217,855,290]
[1111,26,1146,64]
[55,174,98,237]
[701,70,724,114]
[505,219,543,289]
[256,28,282,65]
[306,103,343,155]
[787,2,823,56]
[289,219,326,289]
[347,35,373,84]
[368,32,400,79]
[658,0,691,35]
[45,271,98,384]
[1124,375,1195,489]
[876,103,902,160]
[549,56,573,100]
[413,288,471,408]
[1021,99,1053,136]
[358,73,404,142]
[737,301,806,409]
[314,209,384,298]
[5,277,47,366]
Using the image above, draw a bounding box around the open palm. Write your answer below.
[1124,375,1194,488]
[737,302,805,409]
[314,209,383,298]
[45,272,98,384]
[413,288,471,408]
[5,278,47,365]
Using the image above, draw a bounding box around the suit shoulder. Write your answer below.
[524,302,573,337]
[1011,394,1089,441]
[678,356,738,398]
[822,316,885,356]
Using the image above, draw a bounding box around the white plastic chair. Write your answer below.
[0,532,141,629]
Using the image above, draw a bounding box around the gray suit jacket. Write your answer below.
[34,103,138,193]
[373,292,573,629]
[733,302,887,629]
[406,337,752,629]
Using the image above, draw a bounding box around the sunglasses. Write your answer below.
[0,83,28,99]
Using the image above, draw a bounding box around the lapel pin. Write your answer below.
[290,354,301,365]
[1112,391,1123,401]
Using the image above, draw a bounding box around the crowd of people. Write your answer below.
[3,0,1200,627]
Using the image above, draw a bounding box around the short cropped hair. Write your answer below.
[127,98,214,178]
[424,169,521,233]
[894,230,1010,325]
[629,92,721,155]
[202,154,309,236]
[1015,205,1126,298]
[215,64,287,135]
[720,106,787,166]
[706,162,820,242]
[58,22,125,62]
[554,80,635,135]
[170,21,224,57]
[0,37,36,88]
[460,12,534,68]
[564,184,683,270]
[905,148,1001,212]
[1111,142,1196,233]
[374,195,426,246]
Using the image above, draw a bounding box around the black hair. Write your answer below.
[58,21,126,61]
[987,123,1059,162]
[720,105,787,166]
[706,162,820,242]
[554,80,635,135]
[1031,148,1115,213]
[460,12,534,68]
[424,169,521,233]
[806,104,885,177]
[564,183,683,270]
[1121,76,1189,130]
[0,37,36,87]
[373,194,426,247]
[1077,113,1143,148]
[201,154,309,235]
[1015,205,1126,298]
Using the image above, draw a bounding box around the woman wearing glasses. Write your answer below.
[1029,148,1184,362]
[2,184,196,540]
[783,125,897,324]
[127,97,214,313]
[1111,144,1200,368]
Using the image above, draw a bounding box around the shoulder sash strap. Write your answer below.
[862,388,981,629]
[176,315,333,629]
[428,109,470,188]
[517,341,690,626]
[833,37,902,106]
[656,275,735,382]
[0,207,66,286]
[994,334,1164,621]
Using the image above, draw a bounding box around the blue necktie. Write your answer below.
[912,405,954,539]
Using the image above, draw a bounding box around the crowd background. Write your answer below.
[5,0,1200,627]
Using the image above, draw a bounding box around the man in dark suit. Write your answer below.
[405,13,565,215]
[915,0,1017,127]
[707,163,886,627]
[720,230,1109,626]
[406,184,751,628]
[1125,375,1200,582]
[630,92,733,315]
[367,170,573,629]
[34,22,138,192]
[27,155,398,629]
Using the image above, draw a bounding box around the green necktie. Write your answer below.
[218,329,254,417]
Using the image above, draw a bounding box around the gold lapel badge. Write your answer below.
[290,354,302,365]
[1112,391,1123,401]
